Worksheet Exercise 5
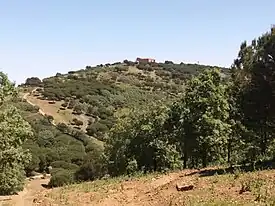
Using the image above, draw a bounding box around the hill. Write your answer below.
[22,60,228,140]
[2,27,275,206]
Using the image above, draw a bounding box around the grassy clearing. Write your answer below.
[25,94,90,131]
[26,95,72,122]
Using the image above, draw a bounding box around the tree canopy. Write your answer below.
[0,72,33,195]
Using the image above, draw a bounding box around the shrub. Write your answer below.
[114,66,128,72]
[86,122,108,137]
[73,118,83,126]
[75,151,107,181]
[48,169,75,187]
[61,102,68,108]
[46,115,54,123]
[164,60,174,64]
[73,104,83,115]
[126,159,138,175]
[68,100,76,109]
[0,166,25,195]
[117,75,132,84]
[98,119,114,129]
[57,123,70,134]
[137,64,153,71]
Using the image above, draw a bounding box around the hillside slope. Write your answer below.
[28,167,275,206]
[23,61,228,140]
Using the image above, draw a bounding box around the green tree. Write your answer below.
[232,28,275,164]
[0,72,33,195]
[24,77,42,87]
[182,69,230,167]
[107,105,182,176]
[75,144,107,181]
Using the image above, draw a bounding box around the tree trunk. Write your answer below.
[260,126,267,155]
[202,157,207,168]
[227,139,232,166]
[183,150,187,168]
[183,138,188,168]
[202,144,207,168]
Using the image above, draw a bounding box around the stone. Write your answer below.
[176,184,194,191]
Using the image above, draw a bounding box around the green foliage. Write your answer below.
[107,105,182,176]
[48,169,75,187]
[182,69,230,167]
[86,122,108,138]
[12,28,275,192]
[51,161,79,171]
[16,101,39,113]
[0,166,26,195]
[24,77,42,87]
[0,73,32,195]
[126,159,138,175]
[75,147,107,181]
[38,61,226,141]
[231,28,275,164]
[107,68,230,176]
[37,130,55,147]
[72,118,83,126]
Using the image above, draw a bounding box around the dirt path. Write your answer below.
[0,178,50,206]
[22,88,47,117]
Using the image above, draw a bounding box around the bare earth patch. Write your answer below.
[0,178,50,206]
[29,168,275,206]
[24,93,89,132]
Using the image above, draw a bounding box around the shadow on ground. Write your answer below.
[41,184,52,189]
[185,160,275,177]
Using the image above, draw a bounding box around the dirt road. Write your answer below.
[22,89,46,117]
[0,178,50,206]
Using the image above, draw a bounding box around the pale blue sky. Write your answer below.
[0,1,274,83]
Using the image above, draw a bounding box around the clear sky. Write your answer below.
[0,0,274,84]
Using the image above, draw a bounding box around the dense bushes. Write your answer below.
[75,144,107,181]
[14,100,105,187]
[86,122,108,138]
[0,73,33,195]
[51,161,79,171]
[24,77,42,87]
[106,104,183,175]
[48,169,75,187]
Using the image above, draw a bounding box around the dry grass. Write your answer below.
[127,66,142,74]
[25,95,89,131]
[27,95,72,122]
[32,168,275,206]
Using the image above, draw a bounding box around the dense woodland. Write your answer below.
[1,28,275,195]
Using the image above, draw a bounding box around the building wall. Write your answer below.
[136,58,155,63]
